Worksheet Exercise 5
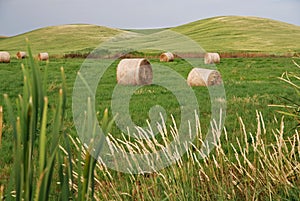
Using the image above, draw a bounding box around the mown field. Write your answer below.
[0,57,298,138]
[0,55,299,200]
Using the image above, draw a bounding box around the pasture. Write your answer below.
[0,57,298,137]
[0,55,299,200]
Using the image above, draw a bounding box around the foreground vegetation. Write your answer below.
[0,52,299,200]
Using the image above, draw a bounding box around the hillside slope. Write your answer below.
[0,24,133,56]
[171,16,300,53]
[0,16,299,57]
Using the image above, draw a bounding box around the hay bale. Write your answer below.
[117,58,153,85]
[38,52,49,61]
[204,53,220,64]
[0,51,10,63]
[16,51,26,59]
[160,52,174,62]
[187,68,222,86]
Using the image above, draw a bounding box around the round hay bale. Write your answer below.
[204,53,220,64]
[16,51,26,59]
[187,68,222,86]
[117,58,153,85]
[160,52,174,62]
[38,52,49,61]
[0,51,10,63]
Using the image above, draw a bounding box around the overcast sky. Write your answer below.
[0,0,299,36]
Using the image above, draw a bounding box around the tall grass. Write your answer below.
[270,60,300,128]
[63,111,299,200]
[2,45,115,200]
[0,106,2,200]
[3,45,68,200]
[0,106,2,148]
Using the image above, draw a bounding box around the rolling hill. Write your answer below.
[172,16,300,53]
[0,24,136,56]
[0,16,299,57]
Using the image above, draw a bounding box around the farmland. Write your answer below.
[0,57,298,137]
[0,16,300,200]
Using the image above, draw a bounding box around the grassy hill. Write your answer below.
[0,24,134,56]
[125,28,166,35]
[0,16,299,57]
[171,16,300,53]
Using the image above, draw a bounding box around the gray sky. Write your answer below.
[0,0,299,36]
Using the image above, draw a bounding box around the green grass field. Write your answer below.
[0,56,299,200]
[0,15,300,200]
[0,57,298,136]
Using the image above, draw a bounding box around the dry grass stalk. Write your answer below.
[0,185,4,201]
[204,53,220,64]
[187,68,222,86]
[117,58,153,85]
[160,52,174,62]
[0,51,10,63]
[63,110,300,200]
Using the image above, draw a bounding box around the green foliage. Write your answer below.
[3,45,67,200]
[1,46,117,200]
